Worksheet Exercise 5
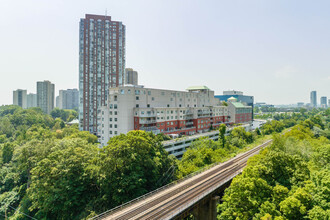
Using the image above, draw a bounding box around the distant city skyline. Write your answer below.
[1,0,330,105]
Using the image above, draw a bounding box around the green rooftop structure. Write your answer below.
[230,102,248,108]
[186,86,210,91]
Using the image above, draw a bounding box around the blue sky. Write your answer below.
[0,0,329,105]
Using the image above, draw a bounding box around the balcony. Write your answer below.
[139,120,157,124]
[139,126,160,134]
[185,121,194,126]
[139,113,156,118]
[163,126,196,134]
[184,115,194,120]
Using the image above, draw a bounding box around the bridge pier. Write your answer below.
[191,195,220,220]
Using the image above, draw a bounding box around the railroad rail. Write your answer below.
[91,139,273,220]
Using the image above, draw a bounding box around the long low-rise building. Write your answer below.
[98,85,252,146]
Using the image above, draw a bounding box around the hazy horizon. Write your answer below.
[1,0,329,106]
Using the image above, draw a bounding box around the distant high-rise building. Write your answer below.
[55,96,60,108]
[58,89,79,110]
[37,80,55,114]
[125,68,138,85]
[297,102,304,107]
[13,89,27,108]
[320,96,327,108]
[79,14,126,134]
[27,93,37,108]
[310,91,317,107]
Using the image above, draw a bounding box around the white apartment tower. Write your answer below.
[27,93,37,108]
[37,80,55,114]
[13,89,27,109]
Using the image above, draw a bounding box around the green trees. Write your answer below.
[0,105,176,219]
[50,108,78,122]
[98,131,176,208]
[218,124,226,148]
[218,113,330,220]
[176,126,260,179]
[28,138,99,219]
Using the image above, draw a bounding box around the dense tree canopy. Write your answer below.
[0,106,175,219]
[218,112,330,220]
[1,104,328,219]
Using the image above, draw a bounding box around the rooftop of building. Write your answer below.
[112,85,214,93]
[186,86,210,91]
[230,102,251,108]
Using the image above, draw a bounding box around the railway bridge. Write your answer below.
[91,139,272,220]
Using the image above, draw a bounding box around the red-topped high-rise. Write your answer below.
[78,14,126,134]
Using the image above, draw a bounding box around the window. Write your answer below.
[152,97,155,101]
[115,118,117,122]
[115,131,117,134]
[114,104,117,109]
[110,111,112,115]
[148,91,151,95]
[114,96,117,101]
[114,111,117,115]
[110,124,112,128]
[110,118,112,121]
[147,104,150,108]
[135,90,140,95]
[110,131,112,134]
[136,96,139,100]
[128,89,131,94]
[167,104,170,107]
[136,104,139,108]
[120,89,125,94]
[114,124,117,128]
[170,98,173,101]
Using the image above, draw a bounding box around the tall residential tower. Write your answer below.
[37,80,55,114]
[310,91,317,107]
[13,89,27,109]
[320,96,327,108]
[125,68,138,85]
[79,14,126,134]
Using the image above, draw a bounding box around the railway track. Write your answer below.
[96,139,272,220]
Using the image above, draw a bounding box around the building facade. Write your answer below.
[27,93,37,108]
[215,90,254,118]
[57,89,79,110]
[37,80,55,114]
[13,89,27,108]
[227,97,253,124]
[320,96,327,108]
[79,14,126,134]
[310,91,317,107]
[97,86,252,146]
[125,68,138,85]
